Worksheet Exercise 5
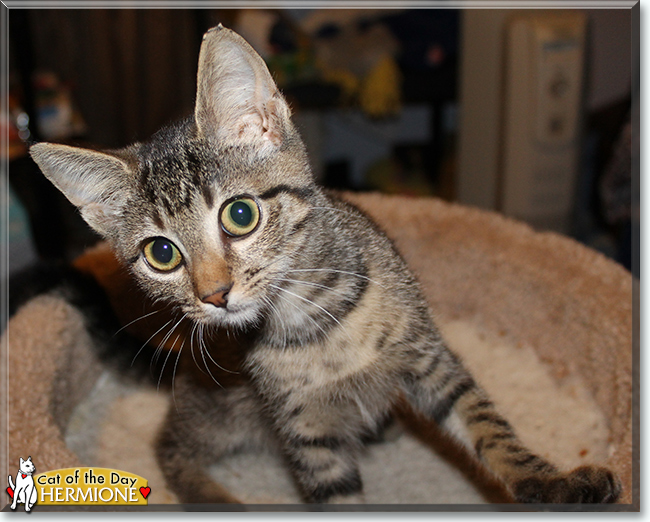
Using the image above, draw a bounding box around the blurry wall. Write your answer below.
[585,9,633,111]
[457,8,632,213]
[14,10,220,147]
[7,7,634,267]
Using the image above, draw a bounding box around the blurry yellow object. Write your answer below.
[321,66,359,102]
[359,55,402,118]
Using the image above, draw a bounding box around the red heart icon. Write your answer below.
[6,486,14,499]
[139,486,151,499]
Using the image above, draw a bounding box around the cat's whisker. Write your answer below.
[150,346,164,378]
[246,247,330,286]
[242,249,320,302]
[151,315,186,377]
[270,283,344,330]
[130,318,174,367]
[151,330,171,369]
[158,330,181,391]
[195,324,209,375]
[198,323,207,374]
[152,316,182,366]
[261,294,289,350]
[170,334,187,411]
[112,308,164,337]
[243,252,298,292]
[189,321,207,375]
[199,324,210,360]
[271,288,330,342]
[273,284,356,346]
[157,313,188,391]
[275,277,351,300]
[268,293,304,346]
[198,327,224,389]
[285,268,386,289]
[201,332,240,375]
[150,346,164,379]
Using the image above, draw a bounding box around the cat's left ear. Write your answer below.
[30,143,134,239]
[194,25,292,152]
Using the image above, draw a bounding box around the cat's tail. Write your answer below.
[8,475,15,490]
[7,262,152,382]
[9,262,94,318]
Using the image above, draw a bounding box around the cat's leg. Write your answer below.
[155,378,269,505]
[283,434,364,504]
[269,399,366,504]
[400,341,622,503]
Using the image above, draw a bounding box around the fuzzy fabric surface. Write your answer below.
[4,193,634,508]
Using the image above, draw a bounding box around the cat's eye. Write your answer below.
[143,238,183,272]
[220,197,260,237]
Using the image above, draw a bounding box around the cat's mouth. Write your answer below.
[199,298,263,329]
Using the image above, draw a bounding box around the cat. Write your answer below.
[8,457,38,512]
[29,25,621,505]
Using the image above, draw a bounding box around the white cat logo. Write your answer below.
[7,456,38,512]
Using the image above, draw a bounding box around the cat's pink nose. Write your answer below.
[202,285,232,308]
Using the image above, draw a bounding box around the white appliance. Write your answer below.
[500,12,587,232]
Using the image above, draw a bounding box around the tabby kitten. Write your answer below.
[30,26,621,505]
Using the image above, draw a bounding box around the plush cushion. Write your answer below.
[5,193,634,506]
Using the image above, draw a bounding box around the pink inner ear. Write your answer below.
[260,98,284,147]
[239,113,265,139]
[194,27,289,150]
[262,126,282,147]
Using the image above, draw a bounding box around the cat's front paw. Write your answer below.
[513,466,622,503]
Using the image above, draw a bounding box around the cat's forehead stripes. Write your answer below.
[136,121,219,215]
[258,184,315,202]
[138,156,213,216]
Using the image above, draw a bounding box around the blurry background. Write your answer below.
[5,7,636,275]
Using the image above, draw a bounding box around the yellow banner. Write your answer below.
[34,467,149,506]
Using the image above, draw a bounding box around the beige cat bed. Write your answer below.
[4,193,634,509]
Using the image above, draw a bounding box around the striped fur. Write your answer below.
[30,26,620,505]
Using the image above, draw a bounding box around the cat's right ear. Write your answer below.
[30,143,134,238]
[194,25,292,153]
